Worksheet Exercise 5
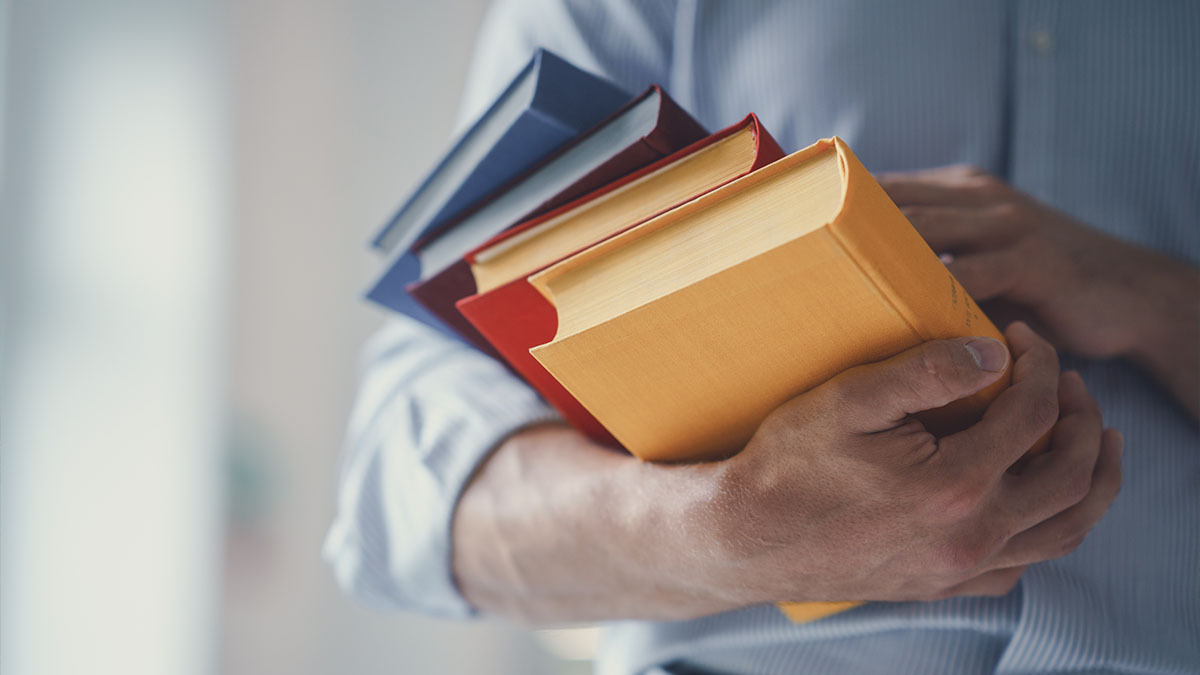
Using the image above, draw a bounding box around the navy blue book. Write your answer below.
[370,48,630,255]
[366,85,708,346]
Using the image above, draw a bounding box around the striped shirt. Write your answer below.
[324,1,1200,673]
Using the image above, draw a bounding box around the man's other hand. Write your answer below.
[880,166,1198,420]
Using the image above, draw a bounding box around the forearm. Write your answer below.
[1127,260,1199,422]
[451,424,735,623]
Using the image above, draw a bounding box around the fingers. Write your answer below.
[881,178,983,207]
[996,371,1104,527]
[946,322,1059,471]
[944,249,1024,302]
[827,336,1010,433]
[992,427,1123,568]
[879,168,1005,208]
[902,205,1022,252]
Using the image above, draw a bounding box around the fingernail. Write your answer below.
[964,338,1009,372]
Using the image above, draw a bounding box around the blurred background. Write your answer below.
[0,1,594,673]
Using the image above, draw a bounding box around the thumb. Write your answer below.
[829,337,1010,432]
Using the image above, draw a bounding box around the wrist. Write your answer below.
[1125,262,1199,363]
[675,446,787,608]
[1123,261,1199,420]
[635,454,764,612]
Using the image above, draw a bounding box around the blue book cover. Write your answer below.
[365,49,630,340]
[370,48,630,254]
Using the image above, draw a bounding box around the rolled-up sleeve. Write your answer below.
[323,318,558,617]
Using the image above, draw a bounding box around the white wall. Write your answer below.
[0,1,228,674]
[2,1,585,673]
[222,1,576,673]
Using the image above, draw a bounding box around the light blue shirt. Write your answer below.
[324,2,1200,673]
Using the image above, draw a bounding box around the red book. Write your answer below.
[406,86,707,350]
[457,115,784,446]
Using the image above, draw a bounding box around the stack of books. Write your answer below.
[366,49,1011,623]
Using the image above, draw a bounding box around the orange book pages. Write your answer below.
[470,122,761,293]
[527,140,835,319]
[778,601,863,623]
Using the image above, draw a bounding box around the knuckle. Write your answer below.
[966,173,1003,198]
[1019,330,1055,363]
[1029,393,1060,432]
[884,417,940,464]
[928,477,989,523]
[933,533,992,574]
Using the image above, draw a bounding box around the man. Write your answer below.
[325,2,1199,672]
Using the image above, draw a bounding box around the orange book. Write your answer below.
[528,137,1012,623]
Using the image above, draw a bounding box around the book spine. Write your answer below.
[457,282,620,446]
[529,51,631,134]
[749,116,786,169]
[406,259,502,359]
[370,51,545,253]
[419,111,575,239]
[641,85,709,156]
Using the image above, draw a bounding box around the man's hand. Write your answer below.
[453,324,1121,622]
[880,166,1199,420]
[697,322,1122,606]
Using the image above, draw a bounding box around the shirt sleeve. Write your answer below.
[323,318,559,617]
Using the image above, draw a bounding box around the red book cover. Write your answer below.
[406,86,708,355]
[457,115,784,446]
[405,259,500,359]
